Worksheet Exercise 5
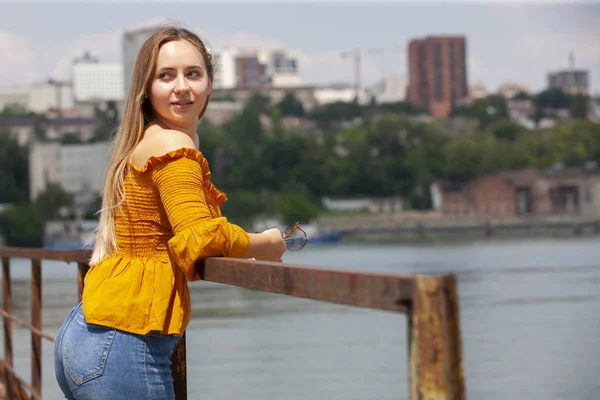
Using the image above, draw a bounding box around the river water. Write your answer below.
[2,236,599,400]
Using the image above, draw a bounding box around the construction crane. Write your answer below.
[341,47,400,100]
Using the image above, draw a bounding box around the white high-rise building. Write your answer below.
[261,50,301,88]
[72,52,124,102]
[212,48,302,89]
[364,75,407,103]
[212,48,238,89]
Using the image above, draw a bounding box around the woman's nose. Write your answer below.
[174,75,190,93]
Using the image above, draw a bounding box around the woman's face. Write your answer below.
[149,39,212,128]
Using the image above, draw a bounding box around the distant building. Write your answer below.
[364,75,407,103]
[548,52,589,95]
[497,82,530,99]
[469,83,487,101]
[122,24,161,98]
[212,48,238,89]
[407,36,468,118]
[499,166,600,216]
[548,70,589,95]
[72,52,124,102]
[0,116,36,146]
[211,85,319,112]
[261,50,301,88]
[0,116,101,146]
[235,53,265,88]
[589,97,600,123]
[432,166,600,217]
[202,101,243,125]
[29,142,61,201]
[0,80,73,114]
[507,99,536,121]
[313,84,360,105]
[431,176,517,217]
[213,48,301,89]
[29,141,110,206]
[322,196,406,214]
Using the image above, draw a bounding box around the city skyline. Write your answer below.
[1,2,599,95]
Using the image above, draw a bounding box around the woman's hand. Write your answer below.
[245,228,286,261]
[262,228,286,260]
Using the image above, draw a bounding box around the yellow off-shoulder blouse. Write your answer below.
[82,148,251,336]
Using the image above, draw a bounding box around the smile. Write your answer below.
[171,101,194,106]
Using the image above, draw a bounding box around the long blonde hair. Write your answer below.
[89,25,214,266]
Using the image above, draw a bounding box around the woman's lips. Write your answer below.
[171,101,194,110]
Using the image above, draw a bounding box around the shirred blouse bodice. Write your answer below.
[82,148,251,336]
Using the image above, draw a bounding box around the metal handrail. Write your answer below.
[0,247,466,400]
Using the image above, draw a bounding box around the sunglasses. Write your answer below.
[282,222,308,251]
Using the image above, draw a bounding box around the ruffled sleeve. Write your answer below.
[149,148,251,280]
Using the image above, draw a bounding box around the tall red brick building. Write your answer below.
[407,36,468,118]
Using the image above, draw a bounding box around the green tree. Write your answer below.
[0,205,46,247]
[34,183,74,220]
[276,92,305,117]
[60,132,83,144]
[33,114,50,141]
[513,91,531,101]
[490,120,527,141]
[220,190,265,227]
[451,95,508,129]
[375,101,426,116]
[442,133,508,182]
[83,194,103,220]
[310,100,362,131]
[0,103,31,116]
[91,100,120,142]
[0,132,29,203]
[570,94,589,119]
[534,89,571,110]
[277,183,322,225]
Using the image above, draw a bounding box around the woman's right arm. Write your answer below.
[146,132,285,277]
[245,229,286,261]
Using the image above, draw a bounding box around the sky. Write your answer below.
[1,1,599,94]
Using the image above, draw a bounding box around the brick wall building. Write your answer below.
[434,175,516,217]
[433,167,600,218]
[408,36,468,118]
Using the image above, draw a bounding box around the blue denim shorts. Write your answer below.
[54,303,180,400]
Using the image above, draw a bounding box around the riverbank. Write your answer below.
[315,212,600,242]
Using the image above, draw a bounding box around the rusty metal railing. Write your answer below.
[0,247,466,400]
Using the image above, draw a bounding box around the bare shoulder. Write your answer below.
[132,126,197,168]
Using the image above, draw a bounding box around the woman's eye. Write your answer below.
[158,72,171,79]
[188,70,201,78]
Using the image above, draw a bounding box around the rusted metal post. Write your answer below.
[408,275,465,400]
[2,257,15,400]
[77,263,90,302]
[31,259,42,400]
[170,333,187,399]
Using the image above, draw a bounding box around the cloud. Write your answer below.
[192,26,388,87]
[0,31,38,86]
[204,30,287,53]
[519,32,600,64]
[297,50,384,87]
[468,56,487,84]
[48,30,123,81]
[45,19,173,81]
[5,22,395,91]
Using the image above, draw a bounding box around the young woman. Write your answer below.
[54,26,286,399]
